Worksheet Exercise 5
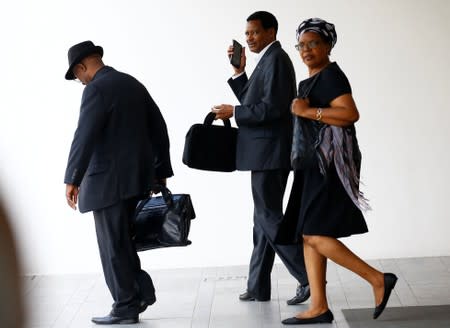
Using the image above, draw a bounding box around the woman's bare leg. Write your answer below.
[303,235,385,305]
[294,241,329,318]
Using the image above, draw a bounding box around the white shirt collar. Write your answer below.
[254,40,276,65]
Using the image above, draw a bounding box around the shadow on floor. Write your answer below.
[342,305,450,328]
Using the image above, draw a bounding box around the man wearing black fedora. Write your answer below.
[63,40,173,325]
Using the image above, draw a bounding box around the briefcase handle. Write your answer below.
[135,185,174,214]
[204,112,232,128]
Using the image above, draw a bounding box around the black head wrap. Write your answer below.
[296,18,337,49]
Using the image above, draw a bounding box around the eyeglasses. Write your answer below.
[295,40,321,51]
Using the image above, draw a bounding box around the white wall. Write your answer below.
[0,0,449,275]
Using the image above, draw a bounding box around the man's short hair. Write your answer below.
[247,11,278,35]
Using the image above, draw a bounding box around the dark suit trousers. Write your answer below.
[248,170,308,300]
[93,198,155,316]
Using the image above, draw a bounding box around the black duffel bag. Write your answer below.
[133,186,195,251]
[182,112,238,172]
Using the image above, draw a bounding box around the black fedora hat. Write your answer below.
[65,40,103,80]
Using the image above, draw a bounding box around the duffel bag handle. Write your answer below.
[204,112,232,128]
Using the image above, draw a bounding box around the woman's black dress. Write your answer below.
[288,62,368,239]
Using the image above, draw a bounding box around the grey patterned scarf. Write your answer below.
[316,125,371,211]
[296,18,337,49]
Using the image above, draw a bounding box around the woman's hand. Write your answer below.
[291,98,310,117]
[290,94,360,126]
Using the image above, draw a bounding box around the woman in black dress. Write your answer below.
[282,18,397,325]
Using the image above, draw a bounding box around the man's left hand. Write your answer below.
[211,104,234,120]
[65,184,79,210]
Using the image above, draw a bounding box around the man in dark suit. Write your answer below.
[64,41,173,325]
[213,11,310,304]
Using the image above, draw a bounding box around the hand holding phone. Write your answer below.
[230,39,242,69]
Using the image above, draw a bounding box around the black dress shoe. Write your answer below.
[139,301,148,314]
[239,291,256,301]
[373,273,398,319]
[139,295,156,313]
[282,309,334,325]
[287,284,310,305]
[239,291,269,302]
[91,313,138,325]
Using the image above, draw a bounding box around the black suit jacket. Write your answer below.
[228,41,296,171]
[64,66,173,213]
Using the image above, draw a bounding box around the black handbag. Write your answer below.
[182,112,238,172]
[291,117,322,169]
[291,73,322,170]
[132,186,195,251]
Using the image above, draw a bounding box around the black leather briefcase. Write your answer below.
[133,186,196,251]
[182,112,238,172]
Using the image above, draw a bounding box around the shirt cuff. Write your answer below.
[231,71,245,80]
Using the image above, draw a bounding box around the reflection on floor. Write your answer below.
[24,256,450,327]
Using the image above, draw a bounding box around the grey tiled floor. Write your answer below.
[23,256,450,327]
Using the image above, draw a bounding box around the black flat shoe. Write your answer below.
[287,284,310,305]
[91,313,138,325]
[282,309,334,325]
[373,273,398,319]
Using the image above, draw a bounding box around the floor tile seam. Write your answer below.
[63,278,92,306]
[141,315,194,322]
[191,270,215,328]
[79,275,104,305]
[50,301,83,328]
[27,306,60,328]
[28,282,79,327]
[334,264,350,309]
[274,269,283,324]
[407,281,450,287]
[388,257,420,307]
[402,282,450,305]
[36,276,86,313]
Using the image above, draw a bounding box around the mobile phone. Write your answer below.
[230,39,242,68]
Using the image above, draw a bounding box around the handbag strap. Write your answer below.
[135,185,174,215]
[301,71,321,99]
[204,111,232,128]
